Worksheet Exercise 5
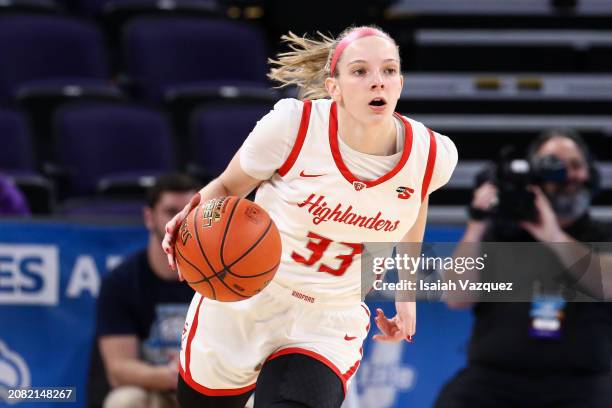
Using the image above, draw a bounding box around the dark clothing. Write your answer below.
[436,214,612,408]
[436,365,612,408]
[470,214,612,374]
[90,250,193,408]
[96,249,194,363]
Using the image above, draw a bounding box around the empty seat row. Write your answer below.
[411,114,612,160]
[0,14,269,105]
[397,73,612,114]
[404,29,612,72]
[0,101,269,212]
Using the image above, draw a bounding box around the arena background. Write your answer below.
[1,0,611,407]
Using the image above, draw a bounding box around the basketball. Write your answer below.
[174,196,282,301]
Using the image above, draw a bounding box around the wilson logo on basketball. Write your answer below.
[200,197,225,228]
[352,181,367,191]
[396,186,415,200]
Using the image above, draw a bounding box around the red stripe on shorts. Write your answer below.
[179,365,256,396]
[183,296,204,381]
[179,297,257,396]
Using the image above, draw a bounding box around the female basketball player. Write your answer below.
[163,26,457,407]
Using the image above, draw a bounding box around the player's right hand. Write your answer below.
[162,192,202,279]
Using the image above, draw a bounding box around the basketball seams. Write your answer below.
[191,201,248,300]
[220,197,242,268]
[224,219,275,276]
[181,196,281,301]
[176,238,217,299]
[195,197,252,299]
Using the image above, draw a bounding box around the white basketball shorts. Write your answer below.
[179,280,371,396]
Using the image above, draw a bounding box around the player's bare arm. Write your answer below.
[99,336,178,391]
[373,197,429,343]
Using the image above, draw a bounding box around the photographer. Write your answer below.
[435,129,612,408]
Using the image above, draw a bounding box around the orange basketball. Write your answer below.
[174,196,282,301]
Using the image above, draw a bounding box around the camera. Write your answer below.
[476,149,567,221]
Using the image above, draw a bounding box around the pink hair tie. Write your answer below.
[329,27,389,77]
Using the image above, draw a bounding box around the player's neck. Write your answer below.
[147,236,178,281]
[336,108,397,156]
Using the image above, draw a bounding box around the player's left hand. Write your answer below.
[519,186,565,242]
[372,301,416,343]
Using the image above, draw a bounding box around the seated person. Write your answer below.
[96,174,199,408]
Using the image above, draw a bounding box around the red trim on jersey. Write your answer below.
[361,304,371,331]
[360,304,371,317]
[278,100,312,177]
[421,128,438,202]
[328,101,413,189]
[179,366,256,396]
[266,347,362,395]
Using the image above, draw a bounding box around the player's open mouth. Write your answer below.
[369,97,387,107]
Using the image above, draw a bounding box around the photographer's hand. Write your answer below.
[466,182,497,239]
[519,186,566,242]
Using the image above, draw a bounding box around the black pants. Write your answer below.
[435,365,612,408]
[177,354,344,408]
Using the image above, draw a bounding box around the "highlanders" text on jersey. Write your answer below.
[297,194,400,231]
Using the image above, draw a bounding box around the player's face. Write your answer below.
[145,191,195,241]
[332,36,403,124]
[536,137,589,194]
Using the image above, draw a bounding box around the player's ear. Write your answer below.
[325,77,341,102]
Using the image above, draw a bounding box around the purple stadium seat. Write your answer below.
[122,17,268,101]
[0,109,34,173]
[53,103,175,197]
[189,104,269,178]
[0,109,55,213]
[0,14,111,103]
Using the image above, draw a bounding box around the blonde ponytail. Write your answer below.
[267,31,335,100]
[268,26,397,101]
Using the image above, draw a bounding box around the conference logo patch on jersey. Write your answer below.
[353,181,367,191]
[396,186,415,200]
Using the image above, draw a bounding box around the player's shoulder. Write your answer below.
[400,114,455,144]
[272,97,331,113]
[398,114,433,137]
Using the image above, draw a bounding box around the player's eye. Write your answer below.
[384,67,397,75]
[353,68,366,76]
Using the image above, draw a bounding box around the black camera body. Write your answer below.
[477,153,567,222]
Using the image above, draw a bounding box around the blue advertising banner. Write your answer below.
[0,220,148,408]
[0,220,469,408]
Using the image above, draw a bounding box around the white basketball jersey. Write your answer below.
[251,99,454,304]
